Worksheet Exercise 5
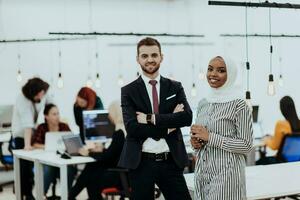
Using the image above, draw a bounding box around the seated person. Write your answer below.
[263,96,300,150]
[68,100,126,200]
[31,103,76,197]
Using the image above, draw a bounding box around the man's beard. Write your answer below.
[33,99,41,103]
[141,63,160,75]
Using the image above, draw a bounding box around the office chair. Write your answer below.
[101,168,161,200]
[277,133,300,163]
[0,135,14,192]
[276,134,300,200]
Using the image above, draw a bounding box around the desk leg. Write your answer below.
[60,165,68,200]
[35,161,44,200]
[13,156,21,200]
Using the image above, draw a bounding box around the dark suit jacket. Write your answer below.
[118,76,193,169]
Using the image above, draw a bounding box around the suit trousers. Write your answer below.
[129,154,191,200]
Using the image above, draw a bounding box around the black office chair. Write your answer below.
[101,168,161,200]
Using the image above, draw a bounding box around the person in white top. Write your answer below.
[119,37,192,200]
[11,77,51,200]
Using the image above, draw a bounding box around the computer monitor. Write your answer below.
[0,105,13,128]
[252,105,259,123]
[82,110,115,140]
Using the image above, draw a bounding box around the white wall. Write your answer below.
[0,0,300,133]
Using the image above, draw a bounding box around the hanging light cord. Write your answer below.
[18,53,21,70]
[245,6,250,91]
[58,50,62,73]
[269,7,273,75]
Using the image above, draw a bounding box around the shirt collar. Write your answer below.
[141,73,161,85]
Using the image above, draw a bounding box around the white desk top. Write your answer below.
[13,149,95,166]
[37,152,95,166]
[13,149,46,161]
[184,161,300,200]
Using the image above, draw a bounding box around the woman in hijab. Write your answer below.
[73,87,104,142]
[190,56,253,200]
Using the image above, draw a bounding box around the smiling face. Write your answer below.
[137,45,163,79]
[207,57,227,89]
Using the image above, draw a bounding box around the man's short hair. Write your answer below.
[137,37,161,55]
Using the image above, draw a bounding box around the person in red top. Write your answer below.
[32,103,75,197]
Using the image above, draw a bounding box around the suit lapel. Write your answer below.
[159,76,170,113]
[136,76,152,113]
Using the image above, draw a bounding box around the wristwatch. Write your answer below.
[146,114,152,124]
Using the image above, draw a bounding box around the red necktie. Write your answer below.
[149,80,159,114]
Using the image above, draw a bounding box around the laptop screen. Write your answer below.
[82,110,115,140]
[62,135,83,155]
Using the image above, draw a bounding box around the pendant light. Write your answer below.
[86,75,93,88]
[278,57,284,87]
[57,51,64,89]
[244,6,252,108]
[16,54,22,82]
[191,64,197,97]
[267,8,275,96]
[95,52,101,88]
[118,74,124,87]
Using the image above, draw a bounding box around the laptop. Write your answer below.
[82,110,115,141]
[45,132,72,152]
[62,134,84,156]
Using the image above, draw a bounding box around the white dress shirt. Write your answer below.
[141,74,170,153]
[12,93,53,138]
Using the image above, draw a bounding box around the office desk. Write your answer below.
[184,161,300,200]
[13,149,45,200]
[37,153,95,200]
[13,150,95,200]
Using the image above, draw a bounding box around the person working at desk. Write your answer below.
[263,96,300,150]
[11,77,51,200]
[31,103,75,198]
[191,56,253,200]
[68,100,125,200]
[73,87,104,143]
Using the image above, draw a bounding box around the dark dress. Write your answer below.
[69,129,125,200]
[73,96,104,143]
